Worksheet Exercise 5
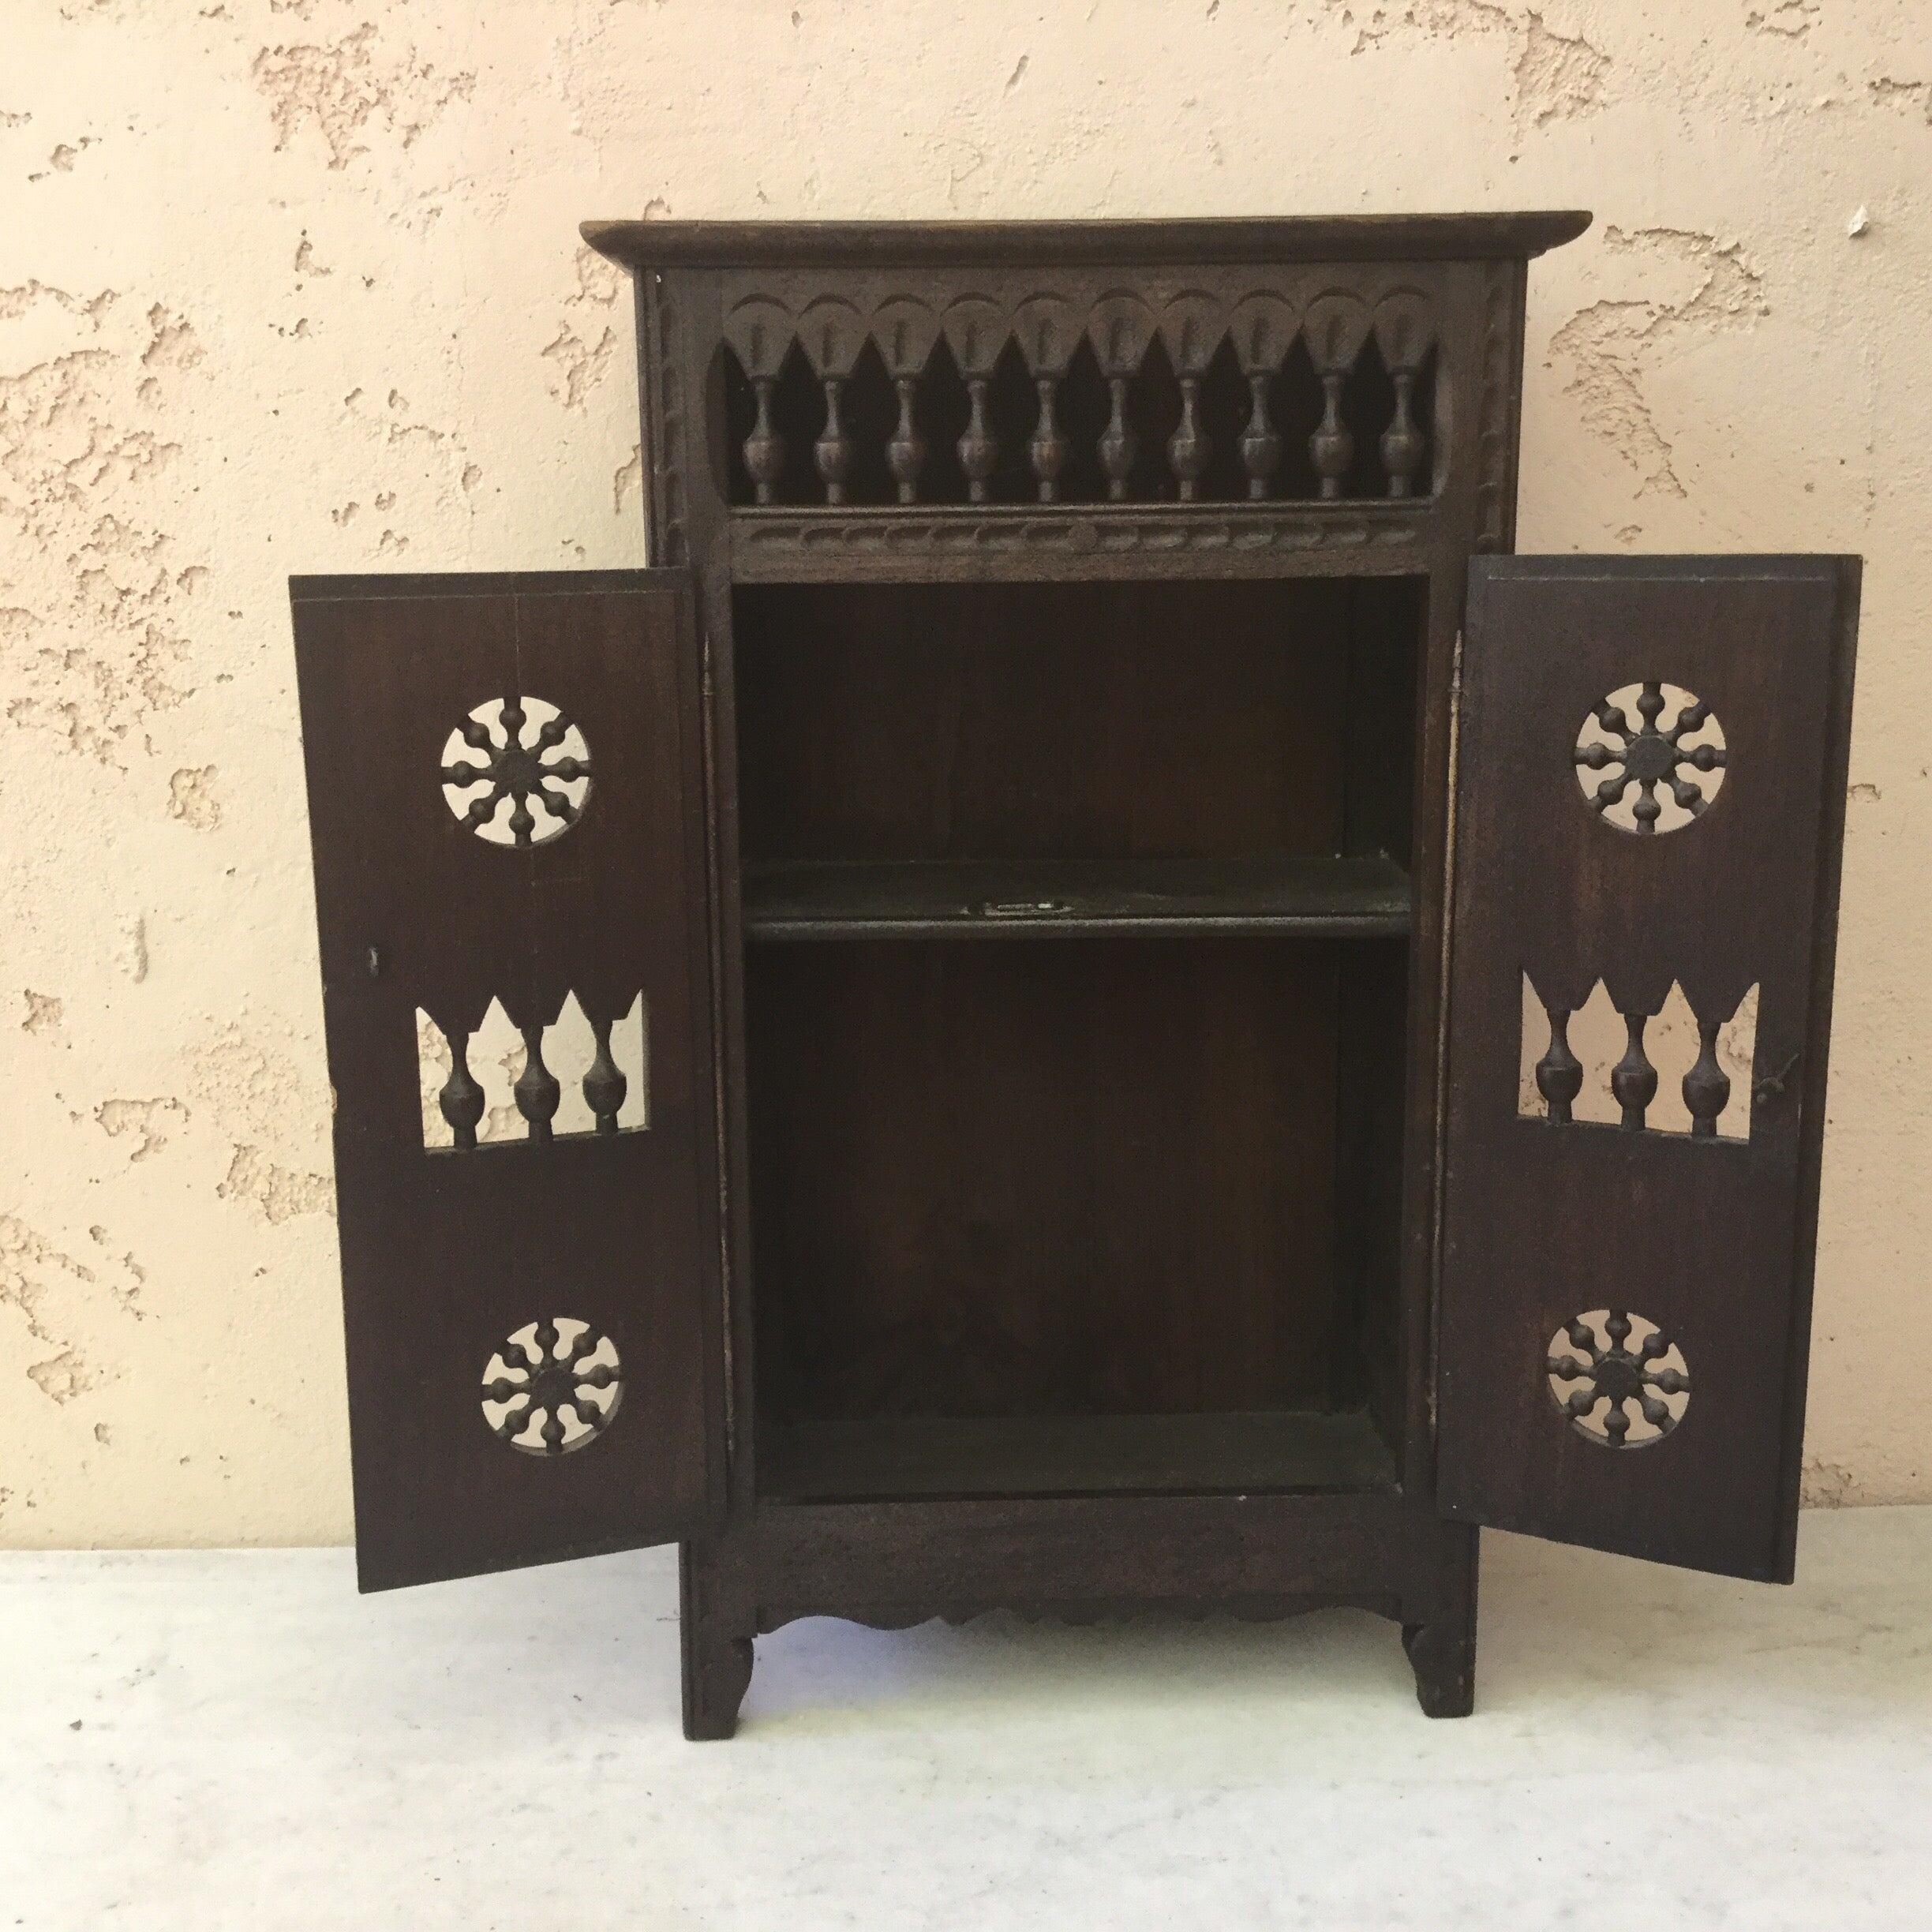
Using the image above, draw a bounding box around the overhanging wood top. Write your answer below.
[582,212,1592,271]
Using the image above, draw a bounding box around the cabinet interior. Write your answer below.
[735,576,1424,1501]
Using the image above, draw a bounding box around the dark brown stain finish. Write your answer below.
[287,216,1861,1741]
[1436,556,1860,1580]
[291,572,724,1589]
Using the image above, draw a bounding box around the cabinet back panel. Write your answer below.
[1339,936,1412,1463]
[736,581,1389,864]
[747,936,1350,1423]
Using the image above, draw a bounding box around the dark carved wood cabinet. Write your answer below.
[290,215,1861,1736]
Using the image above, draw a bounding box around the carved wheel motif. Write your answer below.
[1574,682,1725,834]
[440,696,593,847]
[1547,1310,1690,1447]
[481,1318,623,1455]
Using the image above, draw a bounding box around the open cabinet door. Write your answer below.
[1436,556,1859,1581]
[292,571,724,1589]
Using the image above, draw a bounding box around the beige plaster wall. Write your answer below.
[2,0,1927,1545]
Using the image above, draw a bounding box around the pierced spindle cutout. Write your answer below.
[1574,682,1726,835]
[1517,975,1756,1140]
[440,695,593,847]
[417,994,648,1149]
[1547,1310,1690,1447]
[481,1318,623,1455]
[718,280,1437,506]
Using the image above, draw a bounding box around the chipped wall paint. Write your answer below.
[2,0,1927,1545]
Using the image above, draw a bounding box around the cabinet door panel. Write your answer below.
[292,571,724,1589]
[1436,556,1859,1580]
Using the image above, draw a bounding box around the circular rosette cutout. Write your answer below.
[1547,1309,1690,1447]
[440,695,592,847]
[481,1318,623,1455]
[1574,682,1725,834]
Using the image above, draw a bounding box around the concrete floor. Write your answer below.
[5,1508,1930,1930]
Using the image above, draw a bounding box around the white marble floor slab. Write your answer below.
[3,1508,1930,1930]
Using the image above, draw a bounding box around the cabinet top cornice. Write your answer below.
[581,211,1592,271]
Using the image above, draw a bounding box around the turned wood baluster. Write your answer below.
[744,378,783,504]
[1533,1005,1584,1125]
[1169,376,1208,501]
[1305,292,1365,501]
[582,1013,627,1136]
[722,296,794,507]
[1099,376,1136,500]
[1091,294,1155,504]
[1612,1010,1658,1130]
[796,295,863,507]
[958,378,996,503]
[814,377,852,504]
[943,296,1005,506]
[1230,291,1293,501]
[1382,369,1424,498]
[1373,288,1430,499]
[1013,295,1075,504]
[1683,1012,1731,1138]
[1030,377,1068,501]
[874,296,938,506]
[437,1025,485,1151]
[1312,370,1353,500]
[515,1024,561,1143]
[887,376,925,504]
[1160,294,1220,503]
[1240,373,1282,500]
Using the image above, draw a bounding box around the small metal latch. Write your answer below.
[1754,1051,1802,1106]
[975,899,1071,919]
[366,945,384,980]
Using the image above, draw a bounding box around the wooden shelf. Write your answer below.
[743,853,1412,942]
[761,1410,1398,1503]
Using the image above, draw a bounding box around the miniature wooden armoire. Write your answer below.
[290,213,1861,1737]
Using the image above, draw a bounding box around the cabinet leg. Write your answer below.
[1402,1521,1478,1717]
[680,1544,754,1742]
[1402,1616,1475,1717]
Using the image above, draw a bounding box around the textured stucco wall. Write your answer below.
[2,1,1927,1545]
